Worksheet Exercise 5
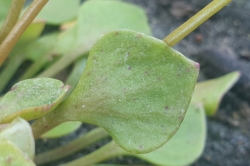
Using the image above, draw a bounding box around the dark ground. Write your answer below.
[35,0,250,165]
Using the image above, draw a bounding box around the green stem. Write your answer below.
[0,0,49,66]
[35,127,109,165]
[0,0,26,44]
[62,141,126,166]
[164,0,232,46]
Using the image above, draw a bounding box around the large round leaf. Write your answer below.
[0,78,70,123]
[32,30,199,153]
[61,103,206,166]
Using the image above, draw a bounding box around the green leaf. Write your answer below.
[33,30,199,153]
[67,103,206,165]
[38,0,152,77]
[0,117,35,160]
[36,0,80,24]
[0,78,70,123]
[0,139,35,166]
[135,103,206,166]
[41,121,81,138]
[191,71,240,116]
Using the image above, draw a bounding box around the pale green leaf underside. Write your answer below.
[135,103,206,166]
[0,117,35,160]
[192,71,240,116]
[0,140,35,166]
[41,121,81,138]
[0,78,69,123]
[40,30,199,153]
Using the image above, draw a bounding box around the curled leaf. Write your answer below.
[0,78,70,123]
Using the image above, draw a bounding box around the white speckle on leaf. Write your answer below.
[181,109,185,114]
[82,105,85,108]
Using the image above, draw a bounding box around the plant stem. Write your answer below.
[0,0,26,44]
[35,127,109,165]
[164,0,232,47]
[62,141,127,166]
[0,0,49,66]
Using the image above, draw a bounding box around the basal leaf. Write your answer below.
[135,103,206,166]
[41,121,81,138]
[33,30,199,153]
[0,78,70,123]
[0,117,35,160]
[191,71,240,116]
[36,0,80,24]
[0,139,35,166]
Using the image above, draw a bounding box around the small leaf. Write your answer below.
[191,71,240,116]
[0,139,35,166]
[135,103,206,166]
[33,30,199,153]
[36,0,80,24]
[41,121,81,138]
[0,117,35,160]
[0,78,70,123]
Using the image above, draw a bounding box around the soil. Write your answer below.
[33,0,250,165]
